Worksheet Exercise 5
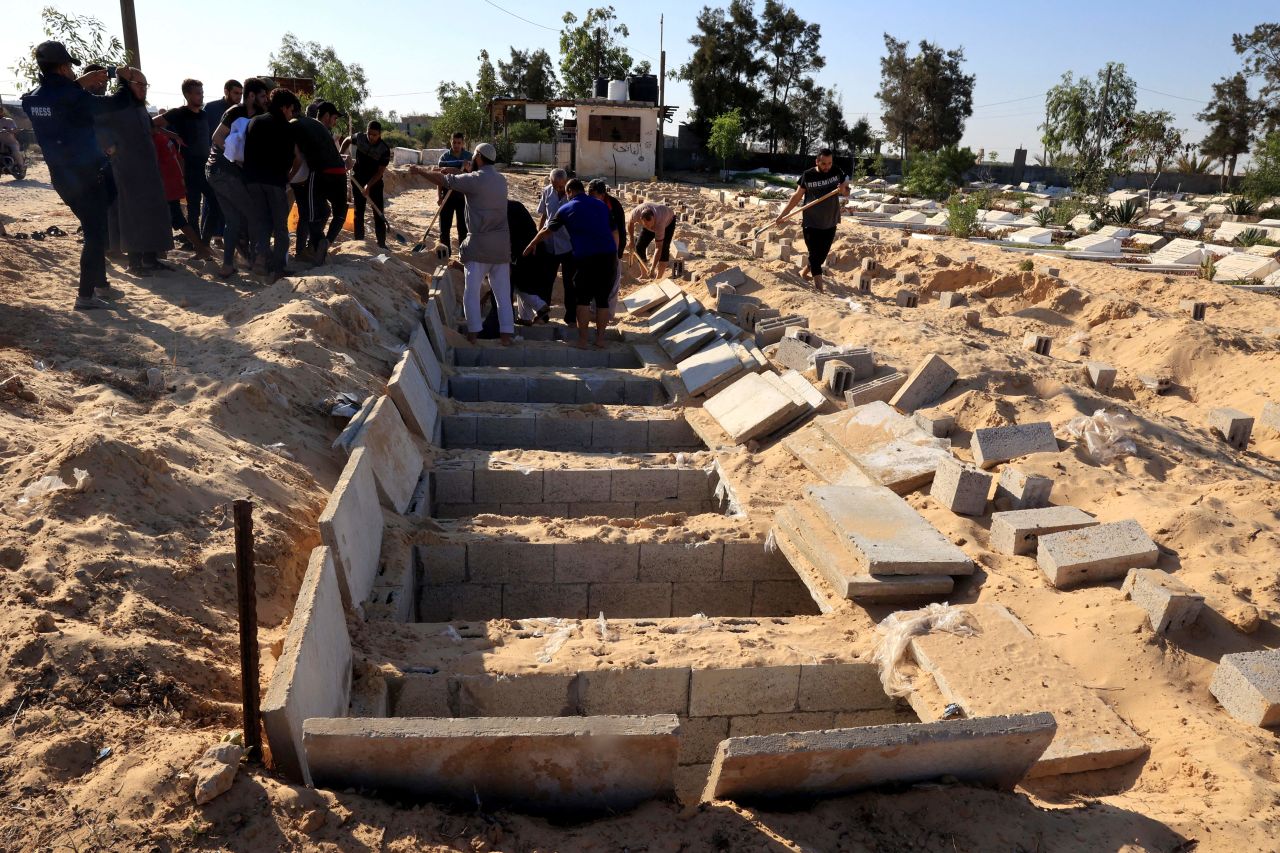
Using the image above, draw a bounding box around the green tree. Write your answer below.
[269,33,371,124]
[436,52,499,143]
[1041,62,1137,198]
[558,6,637,98]
[678,0,764,142]
[708,108,745,172]
[847,116,873,157]
[820,87,848,151]
[476,49,499,103]
[757,0,824,154]
[1241,132,1280,201]
[1233,23,1280,133]
[904,146,976,200]
[497,47,559,127]
[507,121,553,143]
[877,34,975,165]
[786,78,826,154]
[1198,73,1259,188]
[13,6,129,86]
[1125,110,1182,201]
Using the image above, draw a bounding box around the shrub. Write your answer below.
[1018,259,1034,272]
[1033,208,1054,227]
[946,192,984,238]
[1095,198,1140,225]
[1226,197,1257,216]
[904,146,977,200]
[379,130,418,150]
[1235,227,1271,247]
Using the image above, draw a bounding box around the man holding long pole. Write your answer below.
[773,148,849,293]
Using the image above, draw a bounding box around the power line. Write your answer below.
[480,0,558,31]
[1137,85,1208,105]
[972,93,1044,109]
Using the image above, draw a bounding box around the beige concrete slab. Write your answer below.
[303,715,678,812]
[703,713,1056,803]
[908,603,1148,776]
[318,447,384,608]
[351,395,424,514]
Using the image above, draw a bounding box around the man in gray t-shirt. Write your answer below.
[774,148,849,293]
[412,143,513,343]
[535,168,577,321]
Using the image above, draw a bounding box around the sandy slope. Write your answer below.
[0,163,1276,850]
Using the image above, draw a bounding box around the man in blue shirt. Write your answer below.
[436,131,470,250]
[524,179,618,349]
[21,41,141,310]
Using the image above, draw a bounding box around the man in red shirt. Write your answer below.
[152,127,212,260]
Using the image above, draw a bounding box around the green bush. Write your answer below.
[946,192,983,238]
[1032,207,1054,227]
[1226,197,1257,216]
[379,130,419,150]
[1018,259,1034,272]
[904,146,977,200]
[493,137,516,164]
[507,121,553,143]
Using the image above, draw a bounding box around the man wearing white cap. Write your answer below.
[411,142,513,344]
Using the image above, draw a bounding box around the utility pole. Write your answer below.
[657,14,665,178]
[1096,63,1113,162]
[119,0,141,68]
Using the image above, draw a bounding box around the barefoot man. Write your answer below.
[773,147,849,292]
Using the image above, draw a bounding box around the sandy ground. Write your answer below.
[0,162,1277,850]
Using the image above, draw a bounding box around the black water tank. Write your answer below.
[628,74,658,105]
[593,76,609,98]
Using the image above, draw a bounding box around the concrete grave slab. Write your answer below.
[351,396,424,514]
[705,266,746,297]
[805,484,974,576]
[1037,519,1159,587]
[678,339,746,397]
[890,353,957,413]
[648,295,692,335]
[990,506,1097,556]
[1122,568,1204,634]
[908,603,1148,776]
[388,351,442,444]
[1210,651,1280,727]
[660,315,719,362]
[304,715,679,812]
[815,403,952,494]
[408,322,445,394]
[262,547,352,786]
[704,372,804,444]
[318,447,384,608]
[424,299,452,366]
[971,422,1058,468]
[621,283,670,316]
[702,713,1056,803]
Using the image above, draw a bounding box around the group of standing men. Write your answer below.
[410,156,679,350]
[21,40,392,309]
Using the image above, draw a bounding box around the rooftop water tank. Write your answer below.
[628,74,658,105]
[593,76,609,98]
[607,79,629,102]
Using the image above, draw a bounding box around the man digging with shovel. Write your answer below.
[772,148,849,293]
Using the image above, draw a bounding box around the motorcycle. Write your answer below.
[0,129,26,180]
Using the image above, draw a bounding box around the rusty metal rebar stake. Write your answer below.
[233,499,261,761]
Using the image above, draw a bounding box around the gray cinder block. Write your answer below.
[963,310,981,329]
[994,467,1054,510]
[861,257,878,273]
[930,455,993,516]
[1208,407,1253,451]
[853,270,873,292]
[1260,401,1280,434]
[1179,299,1207,321]
[1210,651,1280,727]
[1037,519,1159,588]
[844,372,907,406]
[896,290,919,308]
[815,347,875,382]
[938,292,966,309]
[1085,361,1116,394]
[889,353,957,412]
[989,506,1096,556]
[775,334,819,372]
[970,422,1058,468]
[896,270,920,285]
[1022,333,1052,356]
[913,409,954,438]
[827,364,855,394]
[1121,568,1204,634]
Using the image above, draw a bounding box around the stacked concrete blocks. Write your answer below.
[1210,651,1280,727]
[815,347,875,382]
[1122,568,1205,634]
[930,456,992,516]
[1209,407,1254,451]
[702,713,1057,803]
[889,353,957,412]
[971,422,1058,468]
[262,547,353,786]
[755,314,808,348]
[990,506,1097,556]
[1037,519,1159,588]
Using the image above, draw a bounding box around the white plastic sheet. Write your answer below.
[1065,409,1137,463]
[872,603,979,698]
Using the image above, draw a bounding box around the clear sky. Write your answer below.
[1,0,1275,159]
